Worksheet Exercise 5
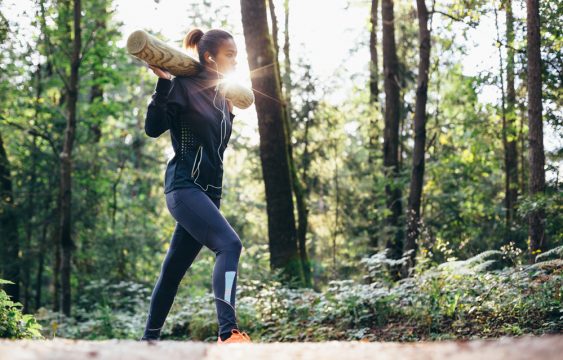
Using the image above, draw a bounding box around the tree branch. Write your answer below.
[1,118,59,157]
[430,9,479,28]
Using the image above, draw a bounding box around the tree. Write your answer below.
[381,0,404,273]
[240,0,303,285]
[0,2,20,303]
[0,132,19,303]
[368,0,381,170]
[58,0,82,316]
[402,0,431,277]
[503,0,519,235]
[525,0,546,262]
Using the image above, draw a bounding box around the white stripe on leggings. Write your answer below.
[224,271,236,304]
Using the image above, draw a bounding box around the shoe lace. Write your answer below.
[231,329,251,341]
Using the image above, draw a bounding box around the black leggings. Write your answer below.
[141,187,242,340]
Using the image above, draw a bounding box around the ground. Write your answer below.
[0,334,561,359]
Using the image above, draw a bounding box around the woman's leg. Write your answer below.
[141,221,203,340]
[167,187,243,341]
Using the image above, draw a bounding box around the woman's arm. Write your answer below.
[226,99,235,122]
[145,77,186,138]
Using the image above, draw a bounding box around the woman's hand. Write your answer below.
[226,99,233,113]
[148,64,172,80]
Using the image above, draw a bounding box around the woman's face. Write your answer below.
[209,38,237,77]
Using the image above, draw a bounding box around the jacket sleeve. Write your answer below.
[229,111,235,122]
[144,77,187,138]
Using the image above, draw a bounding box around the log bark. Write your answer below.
[127,30,254,109]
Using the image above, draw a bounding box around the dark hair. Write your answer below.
[183,28,234,66]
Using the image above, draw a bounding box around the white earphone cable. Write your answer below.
[192,59,228,192]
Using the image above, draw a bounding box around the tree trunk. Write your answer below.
[368,0,380,168]
[35,183,53,311]
[282,0,292,119]
[504,0,519,238]
[402,0,430,278]
[0,132,20,302]
[525,0,546,262]
[275,0,312,287]
[240,0,302,285]
[59,0,81,316]
[24,63,44,313]
[369,0,380,104]
[494,6,509,241]
[34,211,50,311]
[519,103,527,196]
[367,0,381,249]
[381,0,404,272]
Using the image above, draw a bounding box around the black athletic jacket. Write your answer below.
[144,68,235,199]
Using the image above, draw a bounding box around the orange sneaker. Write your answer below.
[217,329,252,344]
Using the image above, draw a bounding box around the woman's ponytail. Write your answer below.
[183,28,233,66]
[183,28,204,51]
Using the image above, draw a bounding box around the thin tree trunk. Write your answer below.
[332,139,340,278]
[381,0,404,274]
[36,2,62,312]
[24,62,44,312]
[269,0,307,286]
[240,0,302,285]
[23,134,36,313]
[79,9,107,282]
[494,6,510,240]
[368,0,381,252]
[59,0,81,316]
[525,0,546,262]
[519,103,527,195]
[0,132,19,302]
[282,0,292,119]
[52,190,61,313]
[275,0,312,287]
[402,0,431,278]
[35,217,49,310]
[35,188,52,311]
[504,0,519,237]
[369,0,380,104]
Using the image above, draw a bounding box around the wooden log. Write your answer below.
[127,29,202,76]
[127,29,254,109]
[219,82,255,110]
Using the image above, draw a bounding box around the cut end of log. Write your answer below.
[127,30,148,55]
[221,83,255,109]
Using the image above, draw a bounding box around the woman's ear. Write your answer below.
[203,50,212,63]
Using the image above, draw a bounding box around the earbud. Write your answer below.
[208,56,218,91]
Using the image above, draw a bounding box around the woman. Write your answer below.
[139,28,251,344]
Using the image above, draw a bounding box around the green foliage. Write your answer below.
[35,280,150,340]
[0,279,44,339]
[231,248,561,342]
[535,245,563,263]
[1,0,561,344]
[29,247,561,342]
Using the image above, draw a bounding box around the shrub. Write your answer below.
[0,279,44,339]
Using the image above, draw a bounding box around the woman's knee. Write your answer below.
[217,233,242,254]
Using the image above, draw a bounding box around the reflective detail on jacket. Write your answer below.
[144,69,235,199]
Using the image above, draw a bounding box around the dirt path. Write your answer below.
[0,334,561,360]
